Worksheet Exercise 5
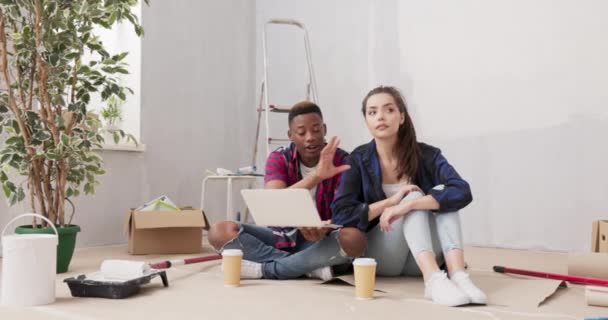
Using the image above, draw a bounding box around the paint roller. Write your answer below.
[97,254,222,280]
[64,254,222,299]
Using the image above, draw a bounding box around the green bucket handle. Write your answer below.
[2,213,59,239]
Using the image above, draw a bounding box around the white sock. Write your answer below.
[222,259,263,279]
[306,266,333,282]
[450,271,487,304]
[240,260,263,279]
[424,271,470,306]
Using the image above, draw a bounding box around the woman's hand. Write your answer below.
[387,184,422,206]
[379,202,411,232]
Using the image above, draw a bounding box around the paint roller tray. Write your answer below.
[64,270,168,299]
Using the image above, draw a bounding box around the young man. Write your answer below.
[208,101,366,280]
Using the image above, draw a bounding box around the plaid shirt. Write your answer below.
[264,142,348,248]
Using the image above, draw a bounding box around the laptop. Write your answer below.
[241,189,341,228]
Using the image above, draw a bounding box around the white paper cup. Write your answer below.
[353,258,377,300]
[222,249,243,287]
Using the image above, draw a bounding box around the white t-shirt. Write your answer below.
[299,162,318,198]
[382,182,409,198]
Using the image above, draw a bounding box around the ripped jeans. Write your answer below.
[218,223,351,280]
[366,191,463,276]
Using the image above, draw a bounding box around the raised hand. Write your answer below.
[314,136,351,181]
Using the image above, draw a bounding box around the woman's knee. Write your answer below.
[337,228,367,257]
[207,221,240,250]
[401,190,425,202]
[404,209,430,224]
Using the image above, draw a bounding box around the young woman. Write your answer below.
[331,86,486,306]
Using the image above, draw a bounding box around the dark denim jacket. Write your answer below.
[330,140,473,232]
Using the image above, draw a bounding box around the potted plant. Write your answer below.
[0,0,145,273]
[99,95,137,145]
[101,95,122,131]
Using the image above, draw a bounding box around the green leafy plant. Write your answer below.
[99,95,138,145]
[0,0,146,225]
[100,95,122,127]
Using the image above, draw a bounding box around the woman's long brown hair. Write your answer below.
[361,86,420,182]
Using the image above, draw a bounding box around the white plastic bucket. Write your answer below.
[1,213,58,306]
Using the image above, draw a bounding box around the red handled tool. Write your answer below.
[493,266,608,287]
[150,254,222,269]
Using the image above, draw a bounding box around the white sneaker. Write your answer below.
[424,271,470,306]
[450,271,487,304]
[306,266,333,282]
[221,259,263,279]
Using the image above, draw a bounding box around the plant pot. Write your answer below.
[14,224,81,273]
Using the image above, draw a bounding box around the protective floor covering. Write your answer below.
[1,245,607,320]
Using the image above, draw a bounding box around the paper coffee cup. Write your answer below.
[222,249,243,287]
[353,258,377,300]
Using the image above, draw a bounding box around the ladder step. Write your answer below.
[256,107,292,113]
[268,105,291,113]
[268,138,290,144]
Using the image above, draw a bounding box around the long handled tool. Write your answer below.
[493,265,608,287]
[149,254,221,269]
[64,254,222,299]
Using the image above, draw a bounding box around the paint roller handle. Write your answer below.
[183,254,222,265]
[149,254,222,269]
[493,265,608,287]
[2,213,58,238]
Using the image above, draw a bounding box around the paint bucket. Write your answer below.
[1,213,58,306]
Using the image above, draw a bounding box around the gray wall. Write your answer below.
[0,0,256,252]
[3,0,607,254]
[256,0,608,252]
[139,0,257,226]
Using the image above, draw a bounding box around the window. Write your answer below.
[86,3,143,151]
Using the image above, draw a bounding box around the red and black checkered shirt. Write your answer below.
[264,142,348,248]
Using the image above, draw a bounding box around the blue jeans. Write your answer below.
[218,223,352,280]
[365,191,463,276]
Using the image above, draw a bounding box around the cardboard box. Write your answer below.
[591,220,608,253]
[128,208,208,255]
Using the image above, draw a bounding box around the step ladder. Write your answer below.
[251,19,319,169]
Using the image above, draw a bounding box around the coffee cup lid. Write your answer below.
[222,249,243,256]
[353,258,377,266]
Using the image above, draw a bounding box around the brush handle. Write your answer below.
[493,265,608,287]
[150,254,222,269]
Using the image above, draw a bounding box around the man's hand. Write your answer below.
[313,136,351,181]
[299,220,332,241]
[387,184,422,206]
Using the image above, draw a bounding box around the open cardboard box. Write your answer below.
[127,207,209,255]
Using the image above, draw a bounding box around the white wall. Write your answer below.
[254,0,374,169]
[396,0,608,252]
[0,0,256,253]
[256,0,608,252]
[2,0,606,254]
[139,0,258,227]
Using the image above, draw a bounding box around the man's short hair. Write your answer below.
[288,101,323,125]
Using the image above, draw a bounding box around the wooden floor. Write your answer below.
[0,245,606,320]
